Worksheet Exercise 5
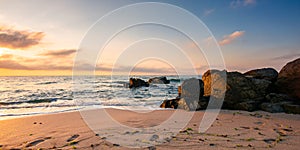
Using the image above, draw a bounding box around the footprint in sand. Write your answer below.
[25,137,51,148]
[67,134,80,142]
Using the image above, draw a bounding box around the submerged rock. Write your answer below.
[148,76,170,84]
[129,78,149,88]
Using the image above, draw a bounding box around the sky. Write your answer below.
[0,0,299,76]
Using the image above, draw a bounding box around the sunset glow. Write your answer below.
[0,0,299,76]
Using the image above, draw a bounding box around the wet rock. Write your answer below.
[129,78,149,88]
[244,68,278,82]
[148,76,170,84]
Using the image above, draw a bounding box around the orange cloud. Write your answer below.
[39,49,77,57]
[0,26,44,49]
[219,30,245,46]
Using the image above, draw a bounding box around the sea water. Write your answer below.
[0,75,199,120]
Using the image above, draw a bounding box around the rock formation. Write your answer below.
[129,78,149,88]
[148,76,170,84]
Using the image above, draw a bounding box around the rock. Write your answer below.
[202,70,227,99]
[160,98,189,110]
[260,103,284,113]
[265,93,292,103]
[148,76,170,84]
[160,78,206,111]
[244,68,278,82]
[149,134,159,141]
[282,103,300,114]
[250,78,272,96]
[276,58,300,99]
[181,78,204,111]
[129,78,149,88]
[202,70,274,111]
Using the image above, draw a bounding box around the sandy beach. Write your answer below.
[0,109,299,150]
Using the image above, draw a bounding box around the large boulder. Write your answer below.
[276,58,300,100]
[244,68,278,82]
[160,78,205,111]
[148,76,170,84]
[129,78,149,88]
[202,70,272,111]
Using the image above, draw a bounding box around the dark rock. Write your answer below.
[265,93,292,103]
[181,78,204,111]
[276,58,300,99]
[160,98,180,109]
[260,102,284,113]
[160,98,189,110]
[129,78,149,88]
[160,78,205,111]
[244,68,278,82]
[203,70,263,111]
[282,103,300,114]
[148,76,170,84]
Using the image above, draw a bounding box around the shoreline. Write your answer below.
[0,108,299,149]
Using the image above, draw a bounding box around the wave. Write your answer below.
[0,98,58,106]
[36,81,58,85]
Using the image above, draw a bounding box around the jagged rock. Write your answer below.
[202,70,227,99]
[244,68,278,82]
[202,70,274,111]
[160,78,205,111]
[129,78,149,88]
[148,76,170,84]
[276,58,300,99]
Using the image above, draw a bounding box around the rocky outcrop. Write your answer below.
[276,58,300,100]
[158,58,300,113]
[244,68,278,82]
[202,70,272,111]
[148,76,170,84]
[129,78,149,88]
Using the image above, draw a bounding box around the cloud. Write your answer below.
[40,49,77,57]
[271,53,300,61]
[0,26,44,49]
[203,9,215,17]
[219,30,245,46]
[230,0,256,8]
[0,60,29,70]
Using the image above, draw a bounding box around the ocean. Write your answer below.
[0,75,198,120]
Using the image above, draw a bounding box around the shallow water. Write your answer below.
[0,75,199,119]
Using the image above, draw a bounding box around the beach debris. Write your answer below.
[149,134,159,141]
[263,138,276,144]
[148,146,156,150]
[67,134,79,142]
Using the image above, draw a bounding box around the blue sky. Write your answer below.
[0,0,299,75]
